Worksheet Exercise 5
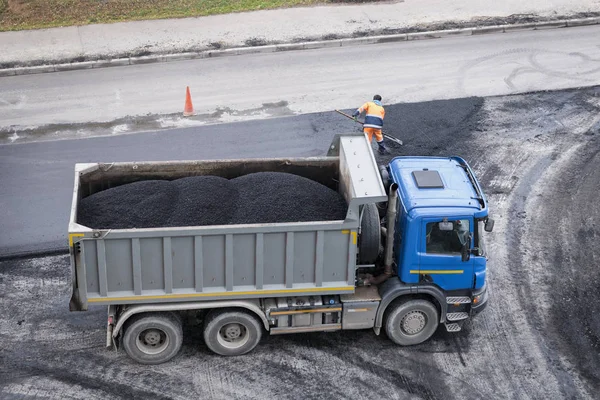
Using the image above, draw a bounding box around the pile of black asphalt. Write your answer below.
[77,172,347,229]
[76,180,177,229]
[231,172,346,224]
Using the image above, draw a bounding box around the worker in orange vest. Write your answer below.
[352,94,388,155]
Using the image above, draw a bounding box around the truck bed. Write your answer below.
[69,134,387,310]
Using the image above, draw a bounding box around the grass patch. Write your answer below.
[0,0,384,31]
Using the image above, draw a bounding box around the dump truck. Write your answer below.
[68,133,494,364]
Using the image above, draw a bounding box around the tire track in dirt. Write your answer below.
[520,135,600,393]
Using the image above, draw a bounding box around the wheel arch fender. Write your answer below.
[414,285,447,323]
[374,279,447,334]
[112,299,269,338]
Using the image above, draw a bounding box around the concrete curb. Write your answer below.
[1,16,599,78]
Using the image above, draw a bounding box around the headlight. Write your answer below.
[472,289,487,305]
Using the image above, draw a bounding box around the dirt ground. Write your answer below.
[1,87,599,399]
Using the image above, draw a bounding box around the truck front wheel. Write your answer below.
[122,312,183,365]
[203,310,263,356]
[385,299,439,346]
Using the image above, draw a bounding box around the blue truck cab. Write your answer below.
[374,156,493,339]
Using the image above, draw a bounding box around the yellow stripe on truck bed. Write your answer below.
[87,286,355,303]
[68,233,84,247]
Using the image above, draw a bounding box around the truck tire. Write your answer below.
[203,310,263,356]
[122,312,183,365]
[359,203,381,264]
[385,299,439,346]
[379,164,391,193]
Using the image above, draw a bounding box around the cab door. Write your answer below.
[417,217,474,290]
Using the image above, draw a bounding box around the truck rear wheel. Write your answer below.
[122,312,183,365]
[203,310,263,356]
[385,299,439,346]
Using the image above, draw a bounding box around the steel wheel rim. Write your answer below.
[136,328,169,355]
[400,310,427,335]
[216,322,249,349]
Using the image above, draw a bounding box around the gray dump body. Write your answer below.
[69,134,386,311]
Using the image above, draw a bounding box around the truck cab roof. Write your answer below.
[388,156,489,219]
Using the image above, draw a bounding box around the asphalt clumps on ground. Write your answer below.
[78,172,347,228]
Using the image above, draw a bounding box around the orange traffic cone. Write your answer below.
[183,86,194,116]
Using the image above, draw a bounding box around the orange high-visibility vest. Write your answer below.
[357,101,385,129]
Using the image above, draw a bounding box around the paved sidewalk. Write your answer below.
[1,0,599,67]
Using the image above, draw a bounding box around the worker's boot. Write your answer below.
[377,141,388,155]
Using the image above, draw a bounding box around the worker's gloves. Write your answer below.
[352,111,359,118]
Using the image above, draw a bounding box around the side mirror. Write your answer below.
[484,218,495,232]
[461,234,472,262]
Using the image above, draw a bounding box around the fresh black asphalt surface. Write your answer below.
[1,87,600,398]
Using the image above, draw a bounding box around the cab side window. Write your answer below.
[426,219,470,254]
